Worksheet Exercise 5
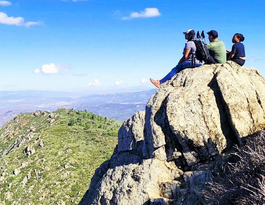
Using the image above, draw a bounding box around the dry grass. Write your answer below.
[204,130,265,205]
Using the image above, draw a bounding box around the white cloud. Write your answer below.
[87,79,101,87]
[140,78,148,84]
[34,63,69,74]
[115,79,123,85]
[34,69,41,74]
[122,8,161,20]
[0,1,11,6]
[34,63,58,74]
[0,12,40,27]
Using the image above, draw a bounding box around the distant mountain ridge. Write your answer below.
[0,89,156,127]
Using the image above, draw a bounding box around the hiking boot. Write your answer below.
[150,78,160,88]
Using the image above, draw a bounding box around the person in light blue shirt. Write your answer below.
[150,29,202,88]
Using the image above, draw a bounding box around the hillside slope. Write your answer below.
[0,108,121,204]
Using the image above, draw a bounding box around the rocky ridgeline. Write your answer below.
[1,108,122,204]
[80,61,265,204]
[0,110,56,157]
[0,111,59,203]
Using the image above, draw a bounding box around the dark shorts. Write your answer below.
[232,58,245,66]
[205,55,216,64]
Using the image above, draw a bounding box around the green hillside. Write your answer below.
[0,108,121,204]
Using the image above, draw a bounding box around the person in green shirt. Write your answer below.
[207,30,226,63]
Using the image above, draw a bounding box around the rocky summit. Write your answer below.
[80,61,265,205]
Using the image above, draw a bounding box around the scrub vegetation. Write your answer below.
[204,130,265,204]
[0,108,121,204]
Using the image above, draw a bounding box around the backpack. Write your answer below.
[192,31,215,64]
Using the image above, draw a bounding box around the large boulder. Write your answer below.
[79,61,265,204]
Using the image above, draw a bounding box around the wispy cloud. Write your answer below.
[0,1,11,6]
[86,79,101,87]
[122,8,161,20]
[2,84,17,89]
[34,63,69,74]
[0,12,40,27]
[140,78,148,84]
[115,79,123,85]
[248,58,263,62]
[112,10,121,19]
[72,72,87,77]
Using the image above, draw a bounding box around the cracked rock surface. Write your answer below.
[80,62,265,205]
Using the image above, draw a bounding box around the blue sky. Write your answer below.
[0,0,264,94]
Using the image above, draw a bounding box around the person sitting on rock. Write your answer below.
[206,30,226,64]
[150,29,202,88]
[226,33,246,66]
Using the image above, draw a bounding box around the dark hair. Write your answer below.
[207,30,218,39]
[187,33,195,40]
[235,33,245,42]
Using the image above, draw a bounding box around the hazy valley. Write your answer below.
[0,89,156,127]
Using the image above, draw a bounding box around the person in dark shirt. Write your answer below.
[227,33,246,66]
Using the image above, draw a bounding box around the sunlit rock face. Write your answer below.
[80,61,265,205]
